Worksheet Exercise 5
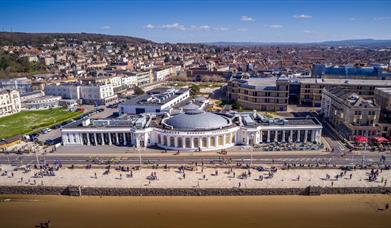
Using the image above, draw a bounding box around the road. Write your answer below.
[0,151,389,167]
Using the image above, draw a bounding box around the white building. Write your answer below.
[0,89,21,118]
[61,109,323,151]
[121,75,138,87]
[44,83,81,100]
[23,96,62,110]
[154,68,171,81]
[136,71,152,86]
[109,76,122,89]
[119,88,190,114]
[0,77,32,94]
[80,84,118,105]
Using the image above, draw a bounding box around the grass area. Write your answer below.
[0,108,82,139]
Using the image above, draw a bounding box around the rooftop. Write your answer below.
[325,87,378,108]
[122,88,189,106]
[299,78,391,86]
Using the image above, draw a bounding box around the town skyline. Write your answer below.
[1,0,390,43]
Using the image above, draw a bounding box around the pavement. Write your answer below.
[0,165,389,189]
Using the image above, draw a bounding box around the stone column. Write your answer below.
[190,137,194,148]
[108,133,112,145]
[116,133,120,145]
[316,130,321,143]
[296,130,300,142]
[311,130,315,143]
[304,130,308,143]
[282,130,286,142]
[93,133,97,146]
[274,130,278,142]
[289,130,293,143]
[182,137,186,148]
[259,131,263,143]
[174,137,178,148]
[215,136,218,147]
[123,133,127,146]
[86,133,90,145]
[222,135,226,146]
[267,130,270,143]
[207,137,211,148]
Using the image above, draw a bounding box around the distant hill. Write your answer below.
[206,39,391,47]
[0,32,153,46]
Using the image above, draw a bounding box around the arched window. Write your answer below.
[225,134,230,144]
[185,138,191,148]
[158,135,161,144]
[177,137,183,147]
[202,138,207,147]
[210,137,216,147]
[163,135,167,146]
[218,135,223,145]
[194,138,199,148]
[170,137,175,147]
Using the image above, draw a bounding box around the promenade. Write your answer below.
[0,165,389,189]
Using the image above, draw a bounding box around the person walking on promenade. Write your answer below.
[238,182,241,188]
[331,181,334,187]
[384,179,387,187]
[95,172,97,179]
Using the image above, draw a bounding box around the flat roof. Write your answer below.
[121,88,189,107]
[299,78,391,86]
[236,77,277,90]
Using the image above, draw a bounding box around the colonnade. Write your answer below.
[157,132,236,150]
[248,128,322,145]
[63,132,145,147]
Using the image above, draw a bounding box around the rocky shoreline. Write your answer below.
[0,185,390,196]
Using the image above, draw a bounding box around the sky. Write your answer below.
[0,0,390,43]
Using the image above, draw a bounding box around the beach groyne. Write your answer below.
[0,185,390,196]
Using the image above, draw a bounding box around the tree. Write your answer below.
[231,100,241,110]
[134,86,145,95]
[190,84,200,96]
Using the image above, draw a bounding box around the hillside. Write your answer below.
[0,32,153,46]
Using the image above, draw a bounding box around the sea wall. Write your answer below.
[0,186,390,196]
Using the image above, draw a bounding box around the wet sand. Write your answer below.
[0,194,390,228]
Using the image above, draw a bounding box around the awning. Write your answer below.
[354,136,368,143]
[372,137,389,143]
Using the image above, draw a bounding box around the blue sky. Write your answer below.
[0,0,390,43]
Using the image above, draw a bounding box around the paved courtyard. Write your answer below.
[0,165,389,189]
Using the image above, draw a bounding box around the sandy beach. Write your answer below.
[0,194,390,228]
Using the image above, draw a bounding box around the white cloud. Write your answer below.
[374,16,390,21]
[265,24,283,29]
[303,30,311,33]
[237,28,248,32]
[349,17,358,21]
[101,25,111,30]
[144,23,229,32]
[144,24,155,29]
[240,16,255,21]
[293,14,312,19]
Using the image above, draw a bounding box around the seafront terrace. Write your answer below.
[0,165,389,189]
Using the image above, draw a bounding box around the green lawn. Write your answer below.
[0,108,82,139]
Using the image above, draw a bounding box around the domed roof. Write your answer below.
[164,111,231,130]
